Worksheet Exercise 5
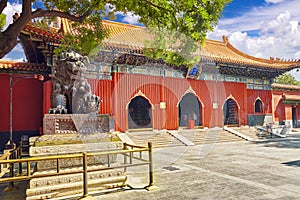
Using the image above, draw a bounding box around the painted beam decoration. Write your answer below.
[15,19,300,80]
[186,64,202,79]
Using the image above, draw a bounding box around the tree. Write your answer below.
[0,0,231,65]
[0,13,5,30]
[274,73,300,85]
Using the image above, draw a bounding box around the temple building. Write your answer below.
[1,19,300,150]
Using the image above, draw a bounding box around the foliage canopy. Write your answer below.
[0,13,5,31]
[274,73,300,85]
[0,0,231,66]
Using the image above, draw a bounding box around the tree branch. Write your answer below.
[141,0,171,11]
[4,0,32,35]
[0,0,8,14]
[22,0,32,18]
[32,9,92,23]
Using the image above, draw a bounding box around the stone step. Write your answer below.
[223,127,254,141]
[134,140,183,148]
[26,167,127,200]
[227,126,280,140]
[126,128,245,148]
[178,129,244,145]
[127,131,184,148]
[167,131,194,146]
[27,176,126,200]
[29,166,124,188]
[230,126,272,140]
[116,133,135,145]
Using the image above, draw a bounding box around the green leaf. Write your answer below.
[0,13,6,31]
[274,73,300,85]
[0,0,232,63]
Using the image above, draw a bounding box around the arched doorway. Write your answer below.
[254,99,263,113]
[223,98,239,126]
[292,106,298,128]
[128,96,152,129]
[178,93,202,127]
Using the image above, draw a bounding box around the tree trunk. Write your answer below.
[0,33,18,59]
[0,0,90,59]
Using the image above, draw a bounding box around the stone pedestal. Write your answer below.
[26,114,125,199]
[43,114,109,135]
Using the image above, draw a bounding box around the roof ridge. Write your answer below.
[0,60,45,65]
[0,60,19,63]
[272,83,300,90]
[205,38,226,45]
[20,19,300,71]
[222,36,300,65]
[102,20,144,29]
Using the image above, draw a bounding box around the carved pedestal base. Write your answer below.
[43,114,109,134]
[26,114,124,200]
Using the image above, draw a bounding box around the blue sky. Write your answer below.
[2,0,300,79]
[223,0,266,18]
[209,0,300,59]
[209,0,300,79]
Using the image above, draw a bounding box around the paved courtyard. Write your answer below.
[1,131,300,200]
[94,133,300,200]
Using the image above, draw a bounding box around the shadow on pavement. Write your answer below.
[253,134,300,149]
[282,160,300,167]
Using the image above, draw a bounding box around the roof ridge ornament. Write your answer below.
[222,35,229,44]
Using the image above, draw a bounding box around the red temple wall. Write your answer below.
[246,89,272,114]
[89,79,113,114]
[0,71,280,134]
[272,90,298,123]
[110,73,250,131]
[0,70,300,132]
[43,79,113,115]
[0,74,43,132]
[273,91,287,122]
[43,80,52,114]
[2,71,293,135]
[111,73,163,131]
[0,75,9,132]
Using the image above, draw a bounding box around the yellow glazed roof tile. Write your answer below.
[23,19,300,70]
[97,20,300,69]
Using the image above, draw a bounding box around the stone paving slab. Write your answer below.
[93,134,300,200]
[1,131,300,200]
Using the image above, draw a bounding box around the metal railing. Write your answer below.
[0,142,31,190]
[0,151,10,176]
[0,142,156,198]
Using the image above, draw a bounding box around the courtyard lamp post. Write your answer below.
[6,74,44,150]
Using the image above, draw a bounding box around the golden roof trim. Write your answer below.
[0,60,49,72]
[222,36,300,65]
[272,83,300,91]
[102,20,144,30]
[282,94,300,101]
[22,19,300,70]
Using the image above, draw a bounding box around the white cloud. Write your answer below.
[105,3,115,14]
[209,6,300,79]
[217,0,300,32]
[105,3,140,25]
[2,43,26,62]
[207,27,230,40]
[209,2,300,59]
[121,12,140,25]
[265,0,287,4]
[2,2,22,30]
[295,51,300,58]
[210,14,300,60]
